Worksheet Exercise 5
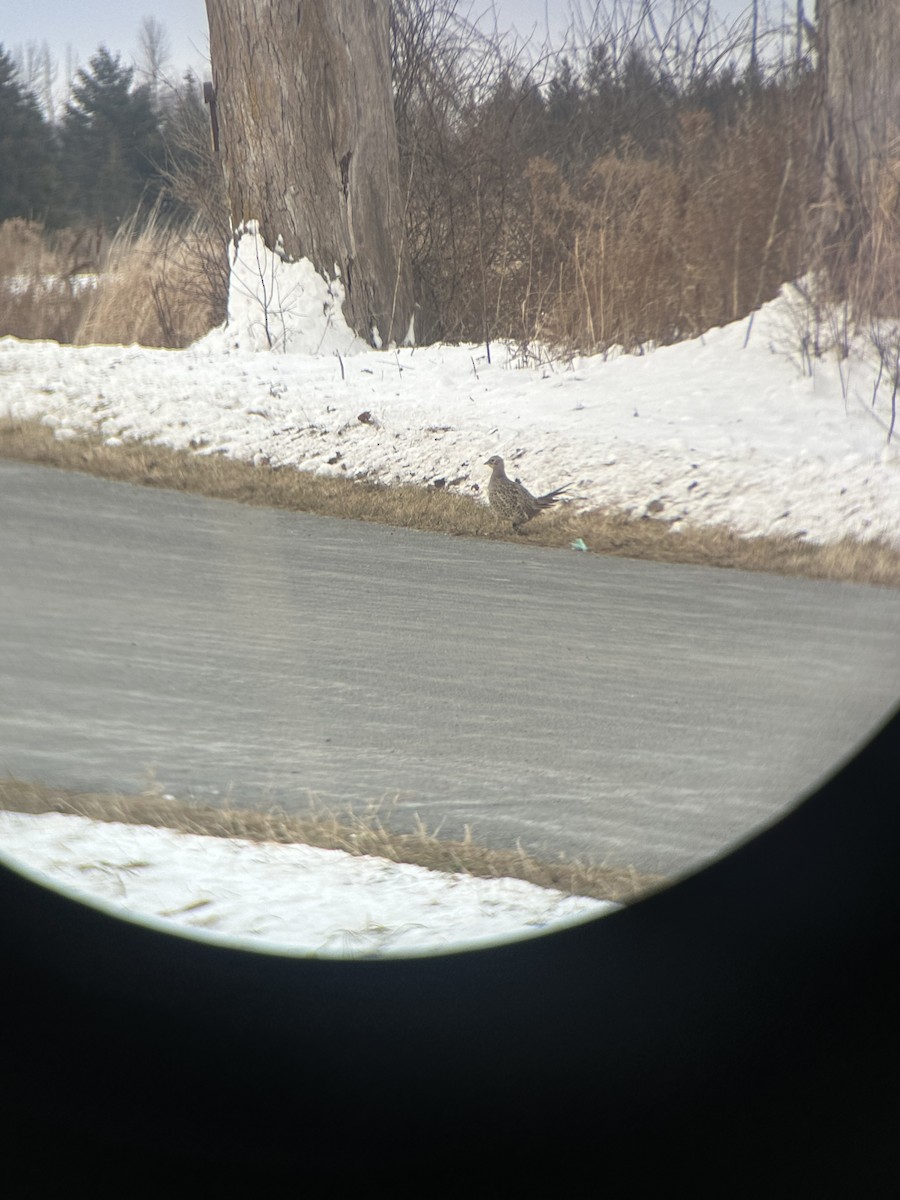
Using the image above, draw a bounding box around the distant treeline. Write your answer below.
[1,3,819,352]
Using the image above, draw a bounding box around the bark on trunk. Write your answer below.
[205,0,414,346]
[816,0,900,256]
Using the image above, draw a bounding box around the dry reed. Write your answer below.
[0,777,664,904]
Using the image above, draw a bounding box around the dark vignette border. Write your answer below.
[2,705,898,1188]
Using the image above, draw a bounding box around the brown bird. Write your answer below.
[485,455,571,530]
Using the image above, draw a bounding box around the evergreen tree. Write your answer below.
[0,46,60,222]
[59,46,164,228]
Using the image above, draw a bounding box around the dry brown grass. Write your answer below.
[2,415,899,587]
[510,105,814,354]
[73,209,227,349]
[0,212,226,349]
[0,777,664,904]
[398,25,816,356]
[0,218,101,343]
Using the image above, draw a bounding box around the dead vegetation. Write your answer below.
[0,218,101,343]
[0,209,227,349]
[391,0,816,353]
[2,415,899,587]
[0,777,665,905]
[72,207,228,349]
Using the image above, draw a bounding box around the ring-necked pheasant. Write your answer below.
[485,455,571,530]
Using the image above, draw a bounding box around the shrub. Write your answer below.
[392,1,817,354]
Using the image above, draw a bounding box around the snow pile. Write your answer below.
[198,222,364,357]
[0,810,616,957]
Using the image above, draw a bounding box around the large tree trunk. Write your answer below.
[205,0,414,346]
[816,0,900,263]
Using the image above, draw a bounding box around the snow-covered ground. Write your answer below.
[2,228,898,955]
[0,810,617,957]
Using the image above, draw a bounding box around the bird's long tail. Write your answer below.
[535,484,572,508]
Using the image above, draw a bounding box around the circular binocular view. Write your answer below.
[2,1,898,959]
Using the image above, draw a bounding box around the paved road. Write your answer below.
[1,459,898,877]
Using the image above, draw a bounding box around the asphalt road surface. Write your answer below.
[1,459,898,877]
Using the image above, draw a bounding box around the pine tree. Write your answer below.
[59,46,164,228]
[0,46,59,222]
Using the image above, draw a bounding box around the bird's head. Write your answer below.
[485,455,504,469]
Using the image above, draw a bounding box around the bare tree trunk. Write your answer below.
[816,0,900,259]
[205,0,414,346]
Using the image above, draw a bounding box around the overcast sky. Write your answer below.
[3,1,768,84]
